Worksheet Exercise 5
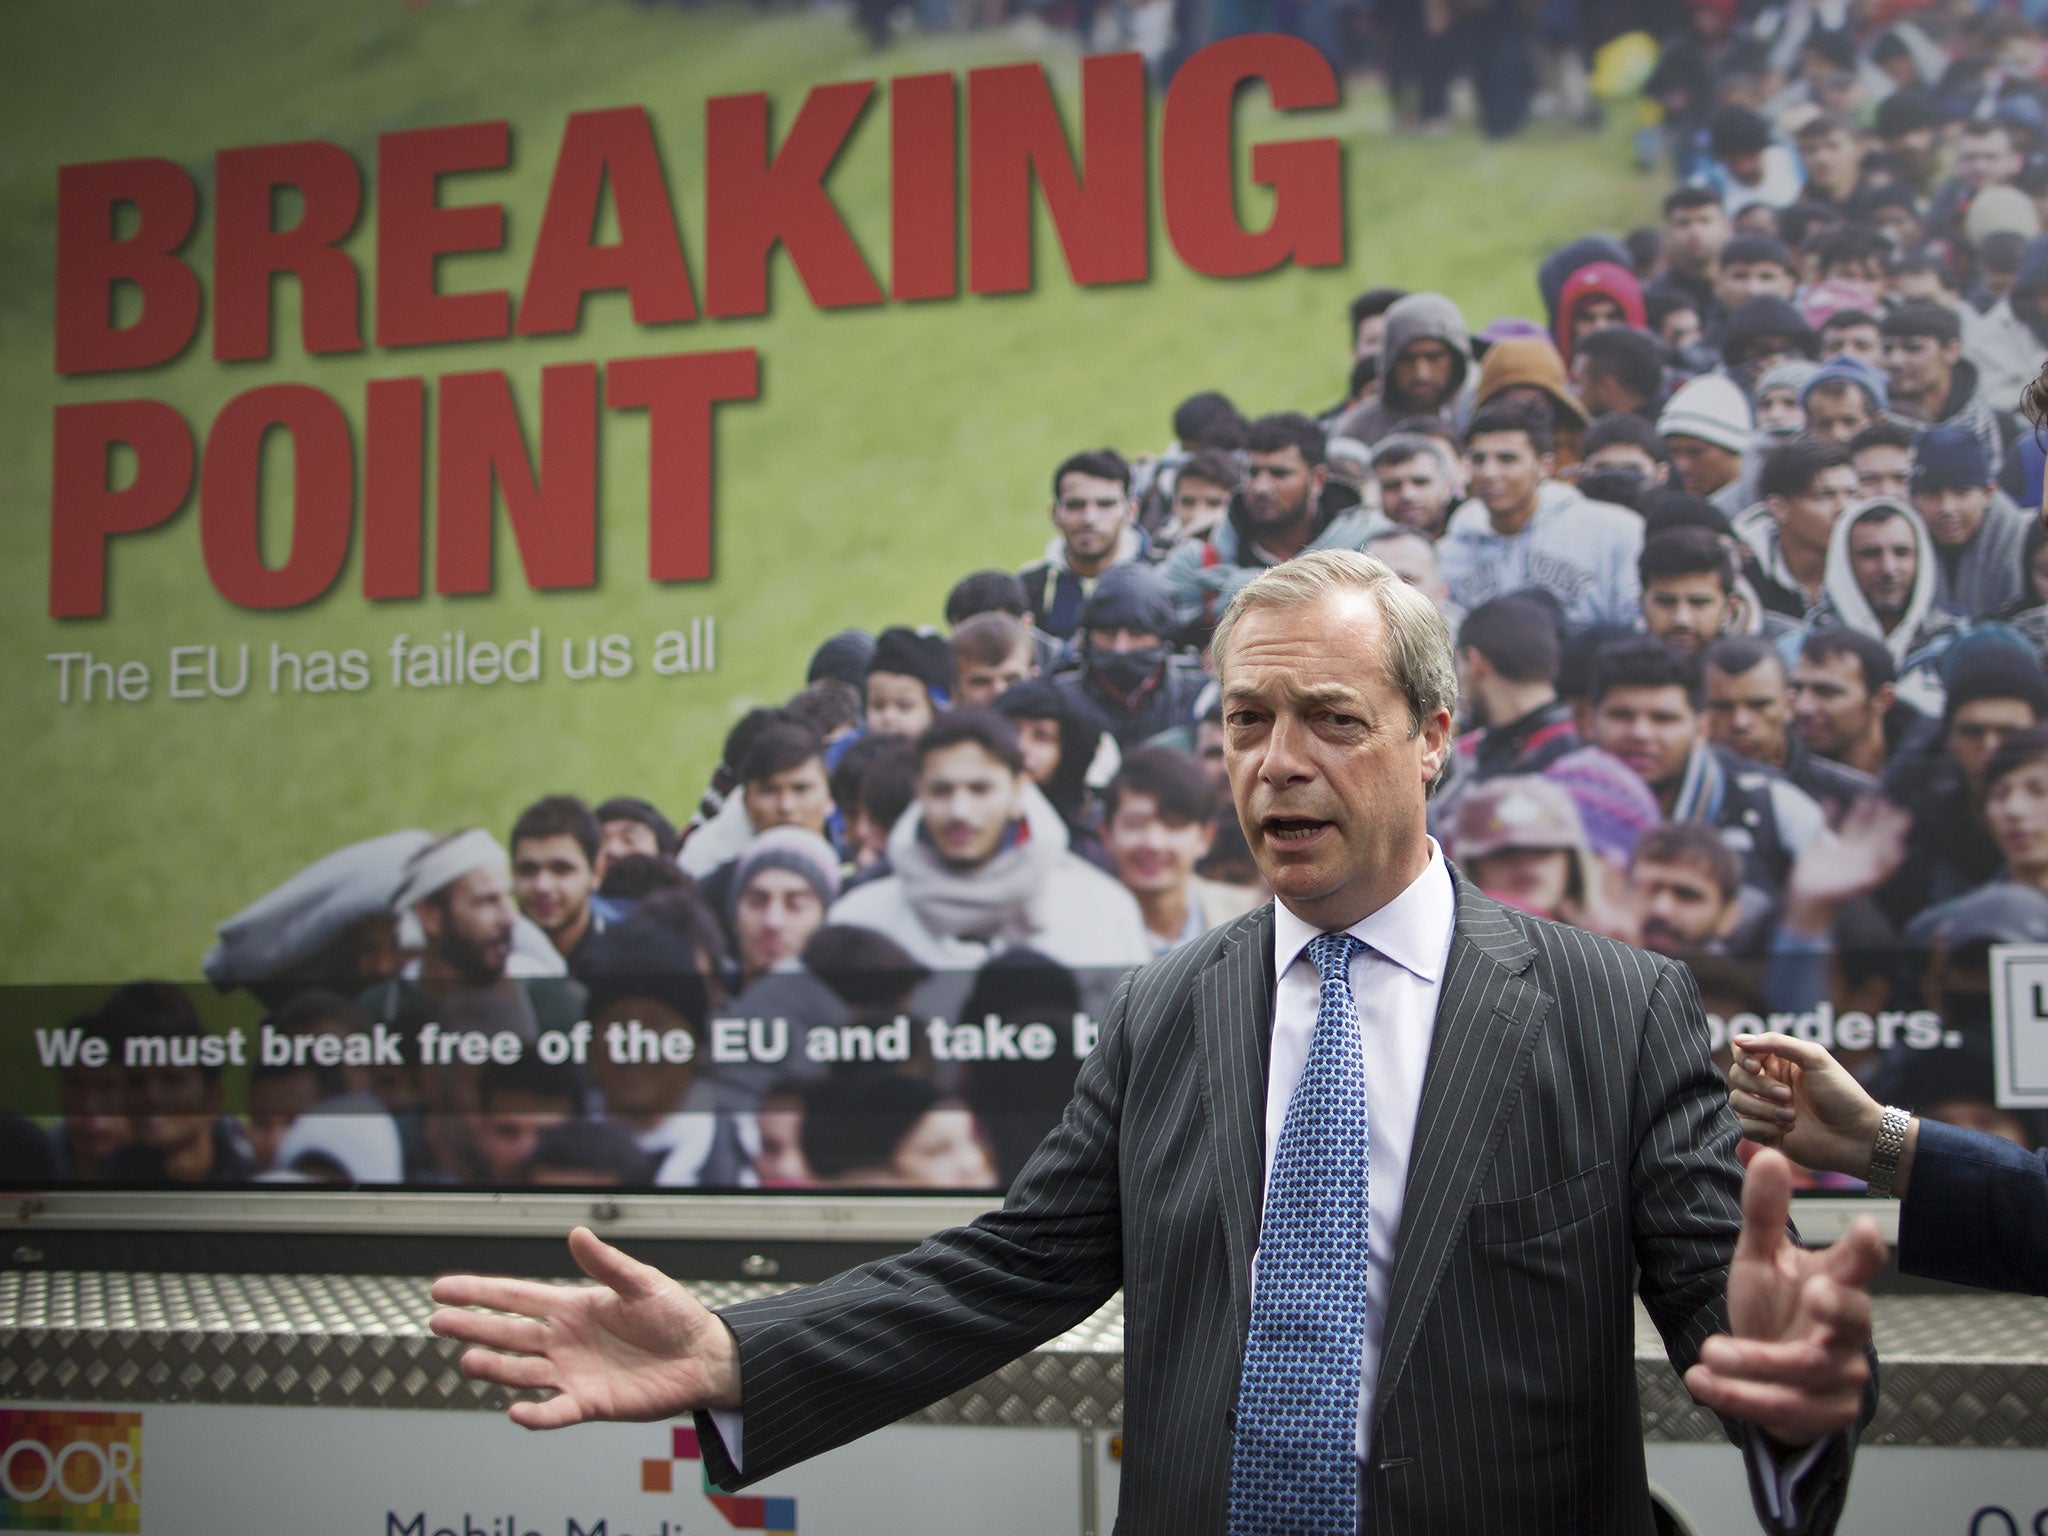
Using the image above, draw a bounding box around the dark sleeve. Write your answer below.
[1898,1118,2048,1296]
[695,968,1137,1490]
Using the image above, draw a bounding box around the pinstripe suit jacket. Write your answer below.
[697,874,1850,1534]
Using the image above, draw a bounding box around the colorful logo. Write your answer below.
[0,1411,141,1534]
[643,1425,795,1536]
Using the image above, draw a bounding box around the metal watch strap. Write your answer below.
[1866,1105,1911,1198]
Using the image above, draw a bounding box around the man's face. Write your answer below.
[865,672,935,739]
[247,1069,322,1174]
[1631,856,1737,952]
[1375,452,1453,534]
[1958,128,2021,188]
[1366,535,1444,606]
[1666,435,1743,498]
[1800,128,1862,190]
[1105,788,1213,899]
[1821,320,1884,369]
[743,756,831,836]
[1194,717,1228,788]
[597,817,660,877]
[1987,758,2048,874]
[1915,483,1992,549]
[1012,716,1062,787]
[1803,383,1873,444]
[1171,473,1232,539]
[1882,332,1959,401]
[1050,472,1133,567]
[1221,591,1450,931]
[1594,684,1700,793]
[1791,651,1880,758]
[1665,203,1730,273]
[1584,442,1667,485]
[1949,697,2039,796]
[734,867,826,979]
[1885,127,1938,181]
[1466,432,1549,520]
[127,1061,219,1159]
[512,834,597,940]
[1354,311,1388,363]
[1391,338,1459,412]
[422,865,516,984]
[61,1061,131,1167]
[1870,202,1925,252]
[1705,659,1791,766]
[1853,443,1912,501]
[1241,445,1322,534]
[1659,305,1705,352]
[588,997,694,1119]
[1716,259,1796,309]
[917,741,1024,868]
[472,1087,572,1185]
[1847,514,1918,624]
[1642,573,1731,655]
[956,640,1035,709]
[1755,385,1806,435]
[1570,295,1627,347]
[1088,625,1161,657]
[891,1106,996,1188]
[1772,463,1859,553]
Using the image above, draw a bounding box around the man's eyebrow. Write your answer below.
[1221,679,1366,709]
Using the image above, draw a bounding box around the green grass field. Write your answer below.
[0,0,1664,984]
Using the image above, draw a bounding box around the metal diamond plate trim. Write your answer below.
[6,1273,2044,1444]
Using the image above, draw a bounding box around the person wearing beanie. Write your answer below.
[807,629,876,691]
[1472,336,1593,468]
[1056,565,1207,750]
[1719,296,1820,381]
[1752,358,1820,443]
[1798,355,1888,446]
[1659,372,1755,517]
[595,797,679,877]
[1553,261,1647,360]
[1881,302,2021,478]
[1541,744,1661,873]
[728,827,841,987]
[1018,448,1148,642]
[865,626,954,740]
[1330,291,1475,447]
[827,709,1150,979]
[1879,639,2048,928]
[1914,422,2033,619]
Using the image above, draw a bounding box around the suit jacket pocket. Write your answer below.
[1466,1163,1609,1247]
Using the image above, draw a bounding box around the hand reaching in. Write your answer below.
[429,1226,742,1429]
[1728,1031,1887,1181]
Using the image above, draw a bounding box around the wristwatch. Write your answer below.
[1866,1105,1912,1199]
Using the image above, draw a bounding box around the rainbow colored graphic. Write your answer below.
[0,1410,141,1534]
[643,1425,795,1536]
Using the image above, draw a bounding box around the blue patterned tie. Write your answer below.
[1228,930,1371,1536]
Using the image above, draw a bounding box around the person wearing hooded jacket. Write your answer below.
[1553,260,1648,361]
[1054,565,1207,751]
[1330,292,1475,447]
[1804,497,1961,717]
[826,710,1149,977]
[1157,411,1371,645]
[1471,335,1593,470]
[993,677,1118,870]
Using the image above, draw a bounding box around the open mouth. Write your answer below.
[1264,817,1331,845]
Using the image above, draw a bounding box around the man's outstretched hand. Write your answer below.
[1685,1149,1885,1447]
[429,1226,742,1429]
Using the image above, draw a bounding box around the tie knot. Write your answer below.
[1306,931,1361,984]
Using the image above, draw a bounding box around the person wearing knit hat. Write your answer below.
[1798,355,1888,446]
[1965,184,2042,250]
[728,826,841,986]
[1542,744,1661,871]
[594,796,679,876]
[1913,422,2031,619]
[1877,640,2048,929]
[1752,358,1820,443]
[1553,261,1647,359]
[1658,373,1754,516]
[1720,296,1820,375]
[1058,564,1207,749]
[1449,775,1600,926]
[866,626,953,740]
[808,629,876,690]
[1472,336,1592,467]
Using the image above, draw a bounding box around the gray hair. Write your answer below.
[1208,549,1460,792]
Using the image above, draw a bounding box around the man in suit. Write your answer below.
[432,551,1882,1535]
[1731,1029,2048,1296]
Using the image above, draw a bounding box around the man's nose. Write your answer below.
[1260,716,1314,782]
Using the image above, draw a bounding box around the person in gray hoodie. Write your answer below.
[1805,496,1960,716]
[1330,291,1475,446]
[1914,422,2033,620]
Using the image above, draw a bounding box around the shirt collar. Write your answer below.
[1271,839,1455,988]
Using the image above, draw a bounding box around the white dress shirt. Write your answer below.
[1265,840,1455,1458]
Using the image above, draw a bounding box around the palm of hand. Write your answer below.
[539,1283,720,1424]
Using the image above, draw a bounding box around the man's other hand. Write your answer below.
[1684,1149,1884,1447]
[429,1226,742,1429]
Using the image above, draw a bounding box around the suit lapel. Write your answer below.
[1374,872,1550,1412]
[1196,902,1275,1350]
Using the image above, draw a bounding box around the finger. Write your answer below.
[1815,1217,1889,1290]
[1731,1058,1793,1103]
[460,1346,561,1393]
[1698,1326,1871,1387]
[431,1273,571,1317]
[1730,1086,1793,1123]
[430,1307,549,1356]
[510,1393,589,1431]
[1736,1147,1794,1265]
[1734,1115,1785,1146]
[1684,1363,1862,1443]
[1731,1033,1834,1073]
[567,1225,671,1302]
[1798,1272,1875,1355]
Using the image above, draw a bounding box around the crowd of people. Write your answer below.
[16,0,2048,1197]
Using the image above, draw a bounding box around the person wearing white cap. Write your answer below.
[1658,372,1756,519]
